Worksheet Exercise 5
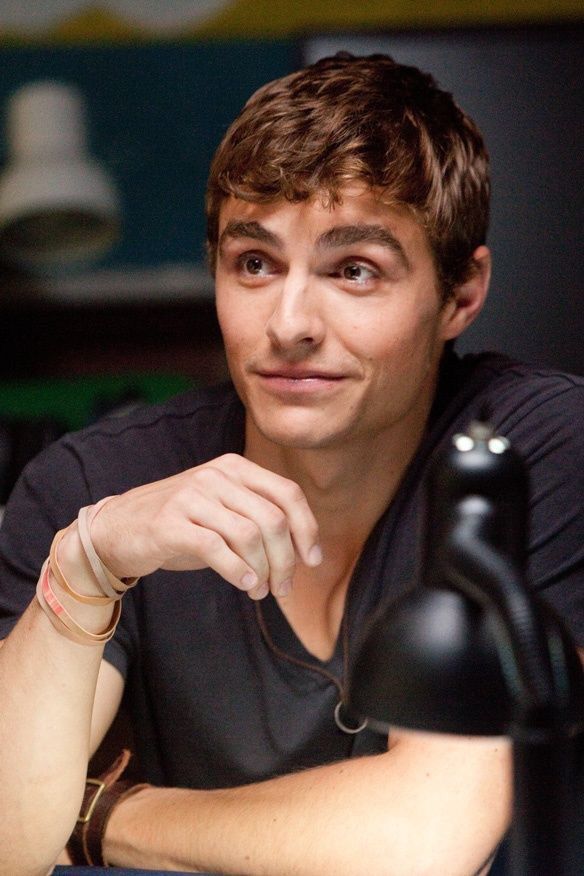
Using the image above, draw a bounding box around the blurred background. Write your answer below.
[0,0,582,512]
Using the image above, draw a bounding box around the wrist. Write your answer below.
[89,496,128,579]
[58,525,108,599]
[104,785,207,872]
[102,782,155,867]
[79,499,140,594]
[67,750,150,867]
[50,526,117,633]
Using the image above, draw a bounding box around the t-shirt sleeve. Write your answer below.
[0,436,134,677]
[494,380,584,648]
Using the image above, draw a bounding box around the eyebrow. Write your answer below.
[219,220,281,251]
[317,224,410,270]
[219,219,410,270]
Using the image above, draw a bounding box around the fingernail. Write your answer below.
[308,544,323,566]
[241,571,258,591]
[277,578,293,598]
[249,582,270,600]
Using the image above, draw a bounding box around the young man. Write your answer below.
[0,54,582,876]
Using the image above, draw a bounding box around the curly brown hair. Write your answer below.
[206,53,490,300]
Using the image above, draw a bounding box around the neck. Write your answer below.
[244,408,430,554]
[243,388,437,661]
[245,413,431,662]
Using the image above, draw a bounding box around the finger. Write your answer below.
[186,463,304,595]
[164,518,265,594]
[213,455,323,568]
[173,490,272,585]
[231,500,296,598]
[206,478,298,597]
[246,581,270,601]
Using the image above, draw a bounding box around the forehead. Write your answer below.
[217,186,432,257]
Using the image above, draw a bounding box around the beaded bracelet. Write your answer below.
[35,560,121,646]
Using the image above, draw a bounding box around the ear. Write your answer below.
[440,246,491,341]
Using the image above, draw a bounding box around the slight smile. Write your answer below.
[254,370,347,397]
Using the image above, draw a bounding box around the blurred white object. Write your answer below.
[0,81,120,268]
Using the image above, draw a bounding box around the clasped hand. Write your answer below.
[89,454,322,600]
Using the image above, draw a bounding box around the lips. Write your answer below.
[252,367,347,397]
[257,370,344,380]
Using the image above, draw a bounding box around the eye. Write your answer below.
[238,254,272,277]
[339,262,377,285]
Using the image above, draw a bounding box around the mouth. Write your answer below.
[252,368,347,396]
[256,369,345,380]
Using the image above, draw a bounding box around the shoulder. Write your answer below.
[69,380,244,446]
[14,382,245,508]
[430,352,584,504]
[443,352,584,447]
[475,353,583,411]
[430,354,584,643]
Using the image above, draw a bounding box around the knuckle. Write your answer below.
[234,518,261,548]
[217,453,242,469]
[278,561,296,580]
[190,466,221,488]
[285,481,306,505]
[265,506,287,533]
[173,487,203,517]
[194,528,224,556]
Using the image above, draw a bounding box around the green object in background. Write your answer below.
[0,374,193,432]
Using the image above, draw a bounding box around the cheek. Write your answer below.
[349,310,441,381]
[216,290,253,346]
[337,310,407,365]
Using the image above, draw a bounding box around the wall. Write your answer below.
[307,27,584,374]
[0,7,582,378]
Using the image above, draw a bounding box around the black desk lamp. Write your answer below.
[349,423,584,876]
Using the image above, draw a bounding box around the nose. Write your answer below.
[265,271,325,352]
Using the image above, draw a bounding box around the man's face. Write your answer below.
[215,186,464,453]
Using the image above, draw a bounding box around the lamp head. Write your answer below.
[0,81,120,269]
[349,587,510,735]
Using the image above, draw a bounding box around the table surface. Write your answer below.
[52,836,510,875]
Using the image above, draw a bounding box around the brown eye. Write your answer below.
[343,264,362,280]
[342,263,375,283]
[244,256,266,275]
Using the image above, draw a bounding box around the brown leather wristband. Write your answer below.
[67,749,149,866]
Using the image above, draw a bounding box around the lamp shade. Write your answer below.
[349,587,510,735]
[0,81,119,268]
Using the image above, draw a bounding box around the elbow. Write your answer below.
[0,794,79,876]
[0,842,65,876]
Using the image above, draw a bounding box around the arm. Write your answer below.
[0,453,320,875]
[103,728,512,876]
[0,606,123,876]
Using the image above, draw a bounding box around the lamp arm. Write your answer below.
[445,508,560,722]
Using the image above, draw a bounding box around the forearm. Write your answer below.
[109,757,393,875]
[105,734,511,876]
[0,530,115,875]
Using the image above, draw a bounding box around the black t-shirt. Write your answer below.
[0,352,583,790]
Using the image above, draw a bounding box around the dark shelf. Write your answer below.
[1,298,227,382]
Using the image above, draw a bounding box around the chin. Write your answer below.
[251,414,353,451]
